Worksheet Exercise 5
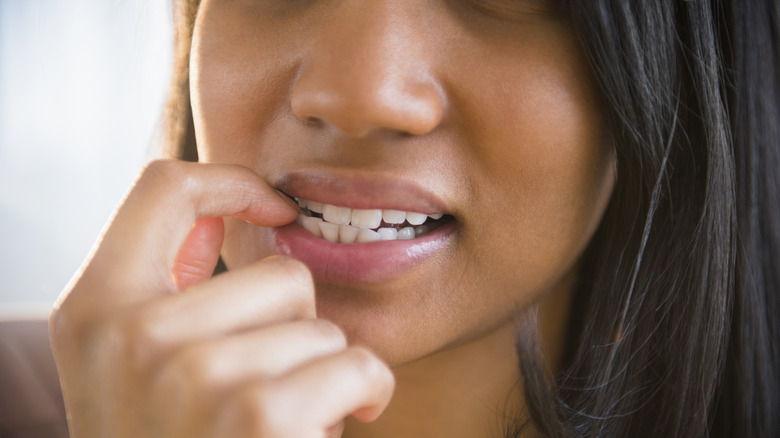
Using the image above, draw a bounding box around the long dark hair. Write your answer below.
[166,1,780,436]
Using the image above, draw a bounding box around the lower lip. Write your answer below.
[268,221,456,284]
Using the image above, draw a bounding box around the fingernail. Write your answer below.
[275,189,300,211]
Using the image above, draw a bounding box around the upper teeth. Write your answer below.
[294,198,445,243]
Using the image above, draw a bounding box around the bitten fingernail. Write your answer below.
[276,189,300,210]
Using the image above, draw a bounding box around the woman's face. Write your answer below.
[190,0,615,366]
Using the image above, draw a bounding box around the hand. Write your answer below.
[49,160,394,438]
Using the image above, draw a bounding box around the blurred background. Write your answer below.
[0,0,173,317]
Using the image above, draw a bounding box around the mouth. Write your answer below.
[267,170,456,284]
[293,197,452,244]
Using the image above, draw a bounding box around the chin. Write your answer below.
[312,281,423,367]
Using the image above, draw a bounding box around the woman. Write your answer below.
[49,0,779,437]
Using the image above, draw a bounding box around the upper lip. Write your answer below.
[274,169,450,214]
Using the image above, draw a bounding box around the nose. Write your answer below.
[290,2,445,138]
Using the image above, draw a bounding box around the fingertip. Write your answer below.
[349,352,395,423]
[234,194,300,227]
[350,406,385,423]
[275,189,301,211]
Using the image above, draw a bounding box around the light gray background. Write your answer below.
[0,0,173,316]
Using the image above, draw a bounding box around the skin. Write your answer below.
[50,0,615,437]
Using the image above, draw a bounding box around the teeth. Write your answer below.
[338,224,360,244]
[356,229,381,243]
[294,198,446,243]
[322,204,352,225]
[302,216,323,237]
[308,201,324,214]
[397,227,415,240]
[319,221,340,243]
[382,209,406,224]
[405,212,427,226]
[377,228,398,240]
[351,209,383,229]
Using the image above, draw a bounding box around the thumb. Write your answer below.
[172,217,225,291]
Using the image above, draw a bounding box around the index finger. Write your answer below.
[68,160,298,307]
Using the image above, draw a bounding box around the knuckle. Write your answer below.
[308,319,347,350]
[141,158,183,180]
[345,347,392,385]
[138,159,192,193]
[227,384,284,436]
[266,255,314,286]
[48,293,127,362]
[48,313,71,357]
[170,344,220,384]
[96,308,164,369]
[48,304,74,348]
[49,288,93,349]
[265,255,316,315]
[154,344,220,401]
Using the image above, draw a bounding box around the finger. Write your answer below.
[325,422,345,438]
[173,217,225,291]
[120,256,316,355]
[235,347,395,436]
[280,347,395,424]
[216,347,394,438]
[76,160,299,305]
[154,319,348,398]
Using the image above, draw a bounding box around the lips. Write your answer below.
[267,170,456,284]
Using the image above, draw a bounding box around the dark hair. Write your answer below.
[165,1,780,436]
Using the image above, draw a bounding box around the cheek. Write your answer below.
[191,5,297,165]
[455,41,614,300]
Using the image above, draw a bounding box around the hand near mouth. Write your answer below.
[49,160,395,438]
